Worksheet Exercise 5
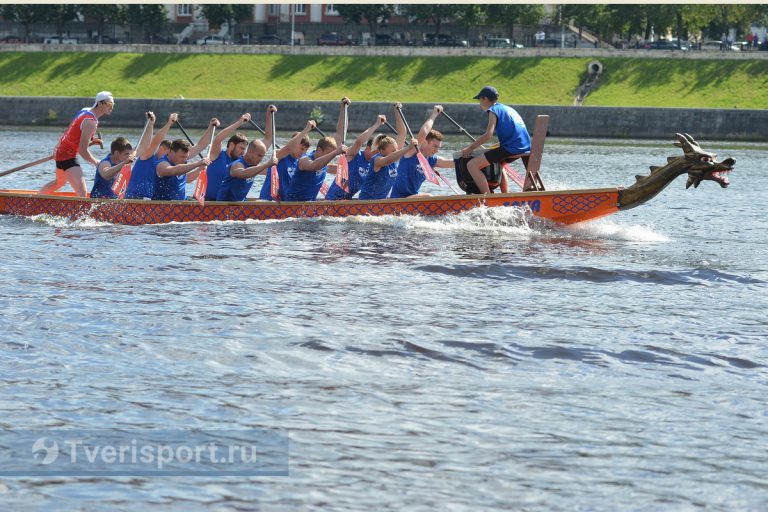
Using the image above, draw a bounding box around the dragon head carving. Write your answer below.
[674,133,734,189]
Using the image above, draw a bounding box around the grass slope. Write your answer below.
[0,52,766,108]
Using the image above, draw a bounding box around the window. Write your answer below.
[325,4,339,15]
[269,4,280,16]
[177,4,192,17]
[294,4,306,15]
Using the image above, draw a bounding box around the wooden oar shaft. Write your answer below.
[0,154,54,178]
[441,111,477,142]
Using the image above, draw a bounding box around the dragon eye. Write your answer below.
[700,155,712,163]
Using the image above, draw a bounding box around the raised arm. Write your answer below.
[210,113,251,160]
[78,118,99,166]
[229,154,278,180]
[335,97,350,146]
[143,113,177,160]
[277,119,316,160]
[135,112,156,159]
[393,102,407,151]
[346,115,385,159]
[461,112,497,158]
[156,156,211,177]
[404,105,443,159]
[375,139,418,170]
[264,105,277,154]
[189,118,221,158]
[298,145,348,172]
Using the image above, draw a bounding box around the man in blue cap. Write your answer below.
[460,85,531,194]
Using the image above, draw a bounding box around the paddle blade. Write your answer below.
[319,182,330,197]
[335,155,349,192]
[193,167,208,207]
[270,165,280,201]
[417,152,440,186]
[502,163,525,190]
[111,165,132,199]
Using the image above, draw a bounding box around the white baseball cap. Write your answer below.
[93,91,114,106]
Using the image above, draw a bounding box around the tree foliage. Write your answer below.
[336,5,392,35]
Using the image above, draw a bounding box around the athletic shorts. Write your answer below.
[55,158,80,171]
[483,146,517,165]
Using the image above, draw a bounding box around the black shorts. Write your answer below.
[55,158,80,171]
[483,146,517,164]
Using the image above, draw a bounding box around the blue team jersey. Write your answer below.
[286,150,326,202]
[90,155,117,199]
[124,155,159,199]
[390,153,439,199]
[325,150,368,200]
[217,157,256,202]
[259,154,298,201]
[152,156,186,201]
[359,154,397,200]
[489,103,531,154]
[204,151,234,201]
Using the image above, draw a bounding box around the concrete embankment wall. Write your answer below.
[0,96,765,141]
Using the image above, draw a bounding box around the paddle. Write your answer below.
[193,125,215,206]
[336,102,350,193]
[248,119,281,149]
[396,106,459,193]
[112,113,152,198]
[0,154,54,178]
[441,110,525,190]
[268,112,279,201]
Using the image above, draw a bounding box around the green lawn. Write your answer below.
[0,52,766,108]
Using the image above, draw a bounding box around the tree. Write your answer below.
[455,5,485,39]
[199,4,253,41]
[336,5,392,37]
[79,4,125,43]
[0,6,50,42]
[484,4,544,43]
[406,5,462,37]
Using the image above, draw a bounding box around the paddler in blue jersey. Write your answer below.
[285,98,350,202]
[390,105,455,198]
[258,106,317,201]
[461,86,530,194]
[90,136,135,199]
[153,118,220,201]
[218,106,314,201]
[359,135,418,200]
[203,113,252,201]
[124,112,178,199]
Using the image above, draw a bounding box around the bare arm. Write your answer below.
[462,112,496,156]
[156,157,210,177]
[229,155,278,180]
[435,157,455,169]
[277,119,315,160]
[210,113,251,160]
[346,115,385,159]
[335,97,350,146]
[98,155,136,180]
[374,140,418,170]
[78,118,99,166]
[264,105,277,156]
[142,113,177,160]
[134,112,155,159]
[189,118,220,158]
[394,103,407,150]
[298,145,347,172]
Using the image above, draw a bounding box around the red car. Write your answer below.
[0,36,24,44]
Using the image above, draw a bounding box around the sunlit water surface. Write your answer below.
[1,127,767,510]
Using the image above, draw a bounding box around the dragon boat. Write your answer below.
[0,134,733,226]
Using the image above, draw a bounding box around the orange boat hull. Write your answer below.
[0,189,620,226]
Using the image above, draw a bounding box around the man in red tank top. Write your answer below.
[39,91,115,197]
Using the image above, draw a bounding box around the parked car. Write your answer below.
[700,40,741,52]
[91,35,120,44]
[196,35,228,45]
[485,37,524,49]
[259,34,283,45]
[645,39,688,50]
[43,36,78,44]
[318,32,352,46]
[423,33,469,47]
[0,35,24,44]
[373,34,391,46]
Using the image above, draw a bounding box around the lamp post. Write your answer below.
[290,4,295,46]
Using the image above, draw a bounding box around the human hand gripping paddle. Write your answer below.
[335,98,350,193]
[395,106,461,194]
[176,119,215,206]
[441,110,525,190]
[111,112,153,198]
[268,109,279,201]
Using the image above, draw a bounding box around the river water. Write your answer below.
[1,127,766,510]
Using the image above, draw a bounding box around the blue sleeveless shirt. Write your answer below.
[90,155,117,199]
[153,156,187,201]
[204,151,234,201]
[259,154,298,201]
[488,103,531,154]
[124,155,159,199]
[359,154,396,200]
[217,157,256,202]
[325,150,368,200]
[286,150,325,201]
[390,153,438,199]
